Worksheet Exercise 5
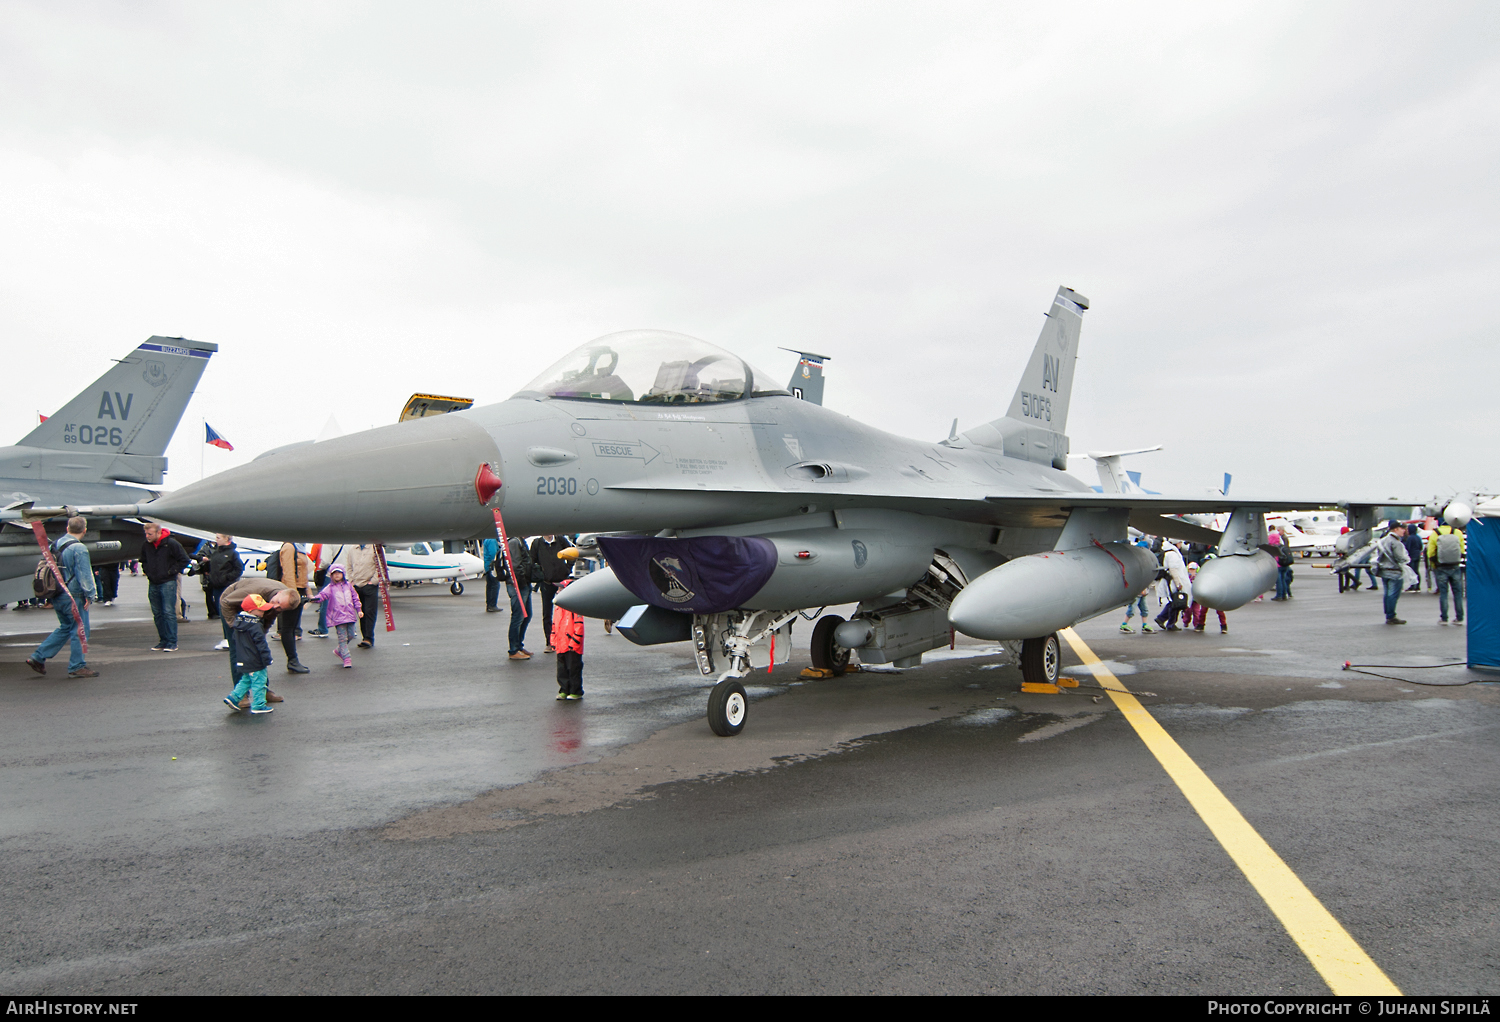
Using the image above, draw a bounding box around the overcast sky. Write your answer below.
[2,1,1495,503]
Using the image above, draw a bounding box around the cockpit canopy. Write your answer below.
[514,330,789,405]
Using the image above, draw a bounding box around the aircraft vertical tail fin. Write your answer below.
[959,287,1087,469]
[780,349,829,405]
[17,336,217,484]
[1004,286,1086,433]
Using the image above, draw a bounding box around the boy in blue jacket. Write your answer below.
[224,594,276,714]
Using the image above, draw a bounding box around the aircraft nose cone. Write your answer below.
[150,413,502,543]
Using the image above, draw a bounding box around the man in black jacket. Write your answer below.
[530,535,573,653]
[195,534,245,652]
[140,522,190,652]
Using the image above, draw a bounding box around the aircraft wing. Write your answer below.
[603,481,1343,542]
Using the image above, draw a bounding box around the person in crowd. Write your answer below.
[1336,526,1361,593]
[1269,527,1293,601]
[482,536,503,613]
[347,543,382,649]
[1119,535,1158,633]
[195,534,244,652]
[93,560,120,606]
[531,534,573,652]
[127,559,139,576]
[1403,521,1426,593]
[140,521,189,652]
[1154,540,1191,632]
[271,542,314,673]
[306,563,362,667]
[305,544,330,638]
[1373,521,1412,624]
[218,577,299,707]
[1119,585,1155,633]
[551,578,585,700]
[222,594,276,715]
[1427,517,1466,625]
[188,538,217,620]
[1188,560,1229,634]
[506,534,535,660]
[25,516,98,678]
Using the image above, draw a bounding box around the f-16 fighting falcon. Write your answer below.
[0,337,216,604]
[21,290,1339,735]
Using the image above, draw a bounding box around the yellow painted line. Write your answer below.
[1057,627,1401,996]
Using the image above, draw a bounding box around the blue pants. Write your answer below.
[33,595,90,672]
[148,579,178,646]
[1382,577,1403,620]
[507,582,532,653]
[1275,565,1291,599]
[485,571,501,610]
[1435,566,1465,622]
[316,596,329,633]
[1123,595,1147,618]
[229,668,269,712]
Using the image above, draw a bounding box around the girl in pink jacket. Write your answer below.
[308,564,363,667]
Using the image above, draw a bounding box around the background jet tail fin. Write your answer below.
[779,348,829,405]
[1003,286,1086,433]
[19,337,217,456]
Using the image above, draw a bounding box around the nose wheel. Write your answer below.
[707,678,748,736]
[449,581,464,596]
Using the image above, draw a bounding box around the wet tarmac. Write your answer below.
[1,568,1496,994]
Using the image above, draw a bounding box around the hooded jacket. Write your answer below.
[551,582,584,654]
[310,565,361,626]
[232,611,275,673]
[139,529,190,583]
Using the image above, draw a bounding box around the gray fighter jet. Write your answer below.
[0,337,216,603]
[41,290,1334,735]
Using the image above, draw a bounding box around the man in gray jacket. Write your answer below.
[25,516,99,678]
[1374,521,1412,625]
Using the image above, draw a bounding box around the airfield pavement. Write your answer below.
[0,565,1496,995]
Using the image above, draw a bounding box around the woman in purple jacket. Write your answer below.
[308,564,363,668]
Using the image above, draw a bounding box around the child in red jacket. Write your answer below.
[552,579,585,701]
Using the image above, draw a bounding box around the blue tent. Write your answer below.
[1468,515,1500,672]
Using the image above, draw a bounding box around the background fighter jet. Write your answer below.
[0,337,216,603]
[93,289,1338,736]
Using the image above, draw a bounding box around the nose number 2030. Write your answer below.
[536,476,577,496]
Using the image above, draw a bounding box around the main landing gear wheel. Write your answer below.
[707,678,748,737]
[450,581,464,596]
[1020,633,1061,687]
[809,615,851,676]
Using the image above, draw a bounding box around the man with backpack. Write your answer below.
[140,522,190,652]
[267,541,313,673]
[25,516,98,678]
[1427,520,1466,625]
[1270,526,1295,601]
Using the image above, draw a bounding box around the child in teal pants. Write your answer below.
[224,593,275,715]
